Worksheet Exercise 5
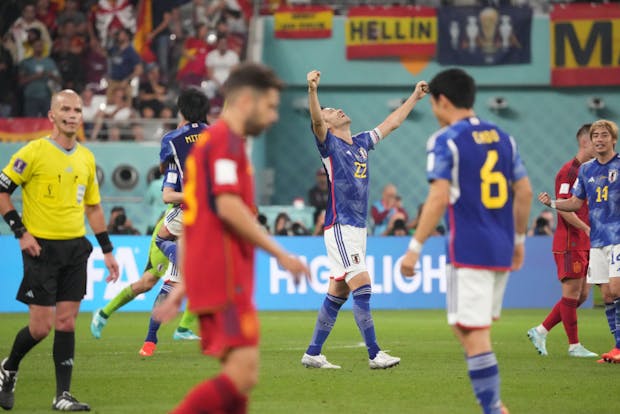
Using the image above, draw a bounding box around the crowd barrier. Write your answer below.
[0,235,584,312]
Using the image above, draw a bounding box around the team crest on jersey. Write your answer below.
[357,148,368,160]
[351,253,361,264]
[572,261,582,274]
[609,169,618,183]
[12,158,26,174]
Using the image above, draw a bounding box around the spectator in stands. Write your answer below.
[176,22,211,88]
[35,0,57,35]
[88,0,135,50]
[528,209,554,236]
[106,27,143,104]
[56,0,88,35]
[370,184,398,235]
[138,63,168,118]
[274,212,291,236]
[204,35,239,98]
[148,1,177,83]
[308,167,328,213]
[51,36,84,92]
[107,206,141,235]
[387,218,409,236]
[212,18,243,55]
[178,0,209,34]
[18,36,60,117]
[257,213,270,234]
[0,37,17,117]
[9,2,52,62]
[81,86,104,138]
[83,40,107,88]
[90,86,134,140]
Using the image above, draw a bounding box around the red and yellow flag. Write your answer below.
[550,3,620,86]
[133,0,156,63]
[274,6,333,39]
[346,6,437,60]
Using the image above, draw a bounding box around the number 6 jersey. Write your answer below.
[426,117,528,269]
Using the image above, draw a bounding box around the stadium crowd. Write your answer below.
[0,0,249,140]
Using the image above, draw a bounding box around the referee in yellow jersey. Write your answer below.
[0,90,119,412]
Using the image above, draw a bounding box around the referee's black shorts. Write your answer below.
[17,237,93,306]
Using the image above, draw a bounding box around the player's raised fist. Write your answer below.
[538,192,551,206]
[413,81,429,100]
[307,70,321,91]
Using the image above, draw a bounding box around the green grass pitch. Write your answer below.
[0,309,616,413]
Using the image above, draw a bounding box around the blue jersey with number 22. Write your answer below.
[315,128,379,229]
[426,117,528,270]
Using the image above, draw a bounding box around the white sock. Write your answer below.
[568,343,580,351]
[535,325,548,335]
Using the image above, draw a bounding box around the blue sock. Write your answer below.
[605,302,616,340]
[145,283,173,344]
[352,284,380,359]
[306,294,346,356]
[467,352,502,414]
[614,298,620,348]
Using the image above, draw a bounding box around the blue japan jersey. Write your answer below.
[426,117,528,269]
[572,154,620,247]
[315,129,378,228]
[160,122,208,192]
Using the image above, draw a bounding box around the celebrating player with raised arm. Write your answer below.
[301,69,427,370]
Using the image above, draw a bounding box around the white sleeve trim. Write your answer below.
[370,128,383,145]
[215,159,238,185]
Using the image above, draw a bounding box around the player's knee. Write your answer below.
[29,321,53,340]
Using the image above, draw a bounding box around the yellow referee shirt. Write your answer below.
[2,138,101,240]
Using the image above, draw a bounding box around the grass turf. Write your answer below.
[0,309,616,413]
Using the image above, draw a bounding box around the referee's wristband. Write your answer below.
[95,231,114,254]
[514,233,526,245]
[408,238,423,254]
[3,209,26,238]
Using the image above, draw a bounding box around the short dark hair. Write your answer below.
[428,68,476,109]
[177,87,210,123]
[222,62,284,98]
[576,123,592,140]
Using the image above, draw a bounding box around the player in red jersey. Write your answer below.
[527,124,598,358]
[153,62,310,414]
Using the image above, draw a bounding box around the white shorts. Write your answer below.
[324,224,367,283]
[446,265,509,329]
[164,206,183,237]
[163,261,182,283]
[587,245,620,284]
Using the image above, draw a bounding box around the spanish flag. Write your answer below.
[133,0,156,63]
[0,119,84,142]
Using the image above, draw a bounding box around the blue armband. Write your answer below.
[155,235,177,265]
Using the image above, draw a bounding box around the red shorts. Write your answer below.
[198,299,259,359]
[554,250,589,280]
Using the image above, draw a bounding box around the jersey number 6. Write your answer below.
[480,150,508,209]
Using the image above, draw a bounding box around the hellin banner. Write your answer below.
[345,6,437,60]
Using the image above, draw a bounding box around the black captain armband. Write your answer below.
[95,231,114,254]
[0,172,18,194]
[3,210,26,239]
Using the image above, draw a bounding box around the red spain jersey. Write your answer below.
[552,158,590,252]
[182,120,255,314]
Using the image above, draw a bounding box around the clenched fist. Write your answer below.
[307,70,321,91]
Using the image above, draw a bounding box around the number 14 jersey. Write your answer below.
[426,117,528,270]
